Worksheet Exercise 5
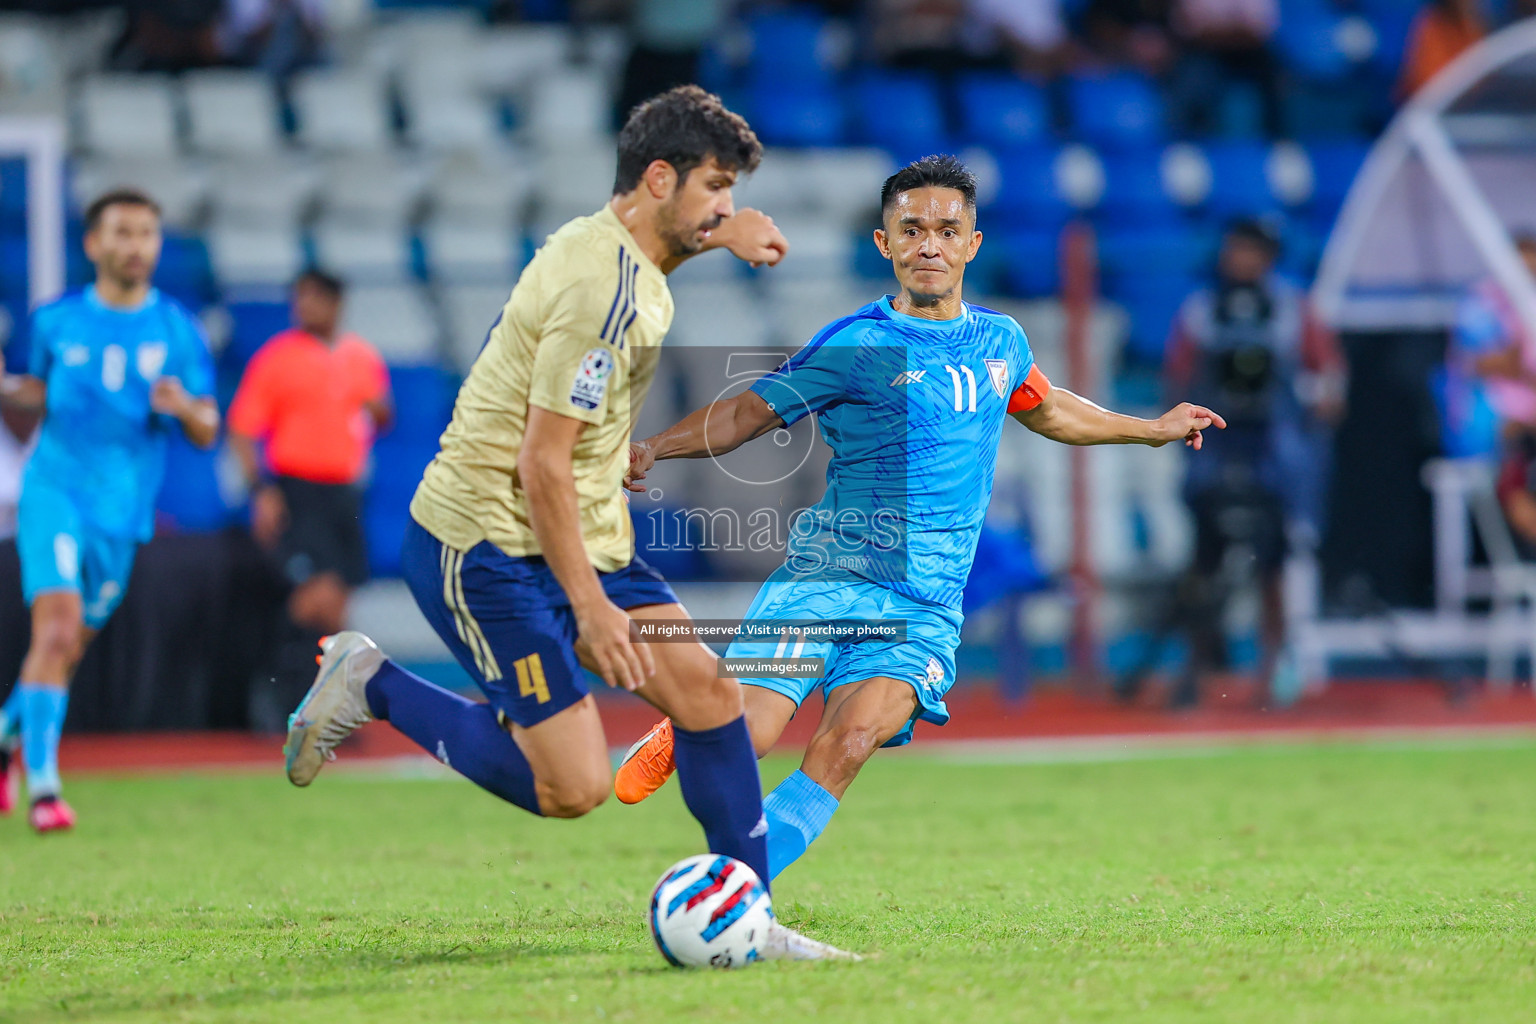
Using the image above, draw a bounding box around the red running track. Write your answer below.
[53,678,1536,774]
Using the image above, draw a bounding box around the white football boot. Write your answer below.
[760,921,862,962]
[284,631,384,786]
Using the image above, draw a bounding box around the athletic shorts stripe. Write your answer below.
[440,545,503,682]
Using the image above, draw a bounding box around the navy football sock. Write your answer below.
[672,715,772,890]
[365,660,542,815]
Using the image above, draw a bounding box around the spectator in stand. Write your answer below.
[1168,0,1284,137]
[1122,220,1345,708]
[964,0,1074,78]
[615,0,728,127]
[868,0,970,75]
[1443,232,1536,452]
[1398,0,1486,98]
[1082,0,1178,75]
[227,270,391,731]
[218,0,329,77]
[109,0,222,72]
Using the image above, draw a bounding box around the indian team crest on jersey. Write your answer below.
[569,347,614,411]
[984,359,1009,399]
[137,341,167,380]
[923,657,944,688]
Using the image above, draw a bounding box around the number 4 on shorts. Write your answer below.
[514,653,551,704]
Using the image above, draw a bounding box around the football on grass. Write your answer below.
[649,854,773,968]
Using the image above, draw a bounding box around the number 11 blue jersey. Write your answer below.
[750,295,1049,610]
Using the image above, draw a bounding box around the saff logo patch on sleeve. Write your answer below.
[570,348,614,410]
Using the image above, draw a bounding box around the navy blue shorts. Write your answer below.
[401,517,678,727]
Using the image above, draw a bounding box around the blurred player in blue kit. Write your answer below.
[0,189,220,832]
[616,156,1225,878]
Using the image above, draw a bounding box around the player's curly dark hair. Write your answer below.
[84,187,160,233]
[880,155,977,217]
[613,85,762,195]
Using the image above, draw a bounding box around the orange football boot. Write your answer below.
[614,718,676,804]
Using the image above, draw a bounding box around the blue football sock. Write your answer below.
[365,660,542,815]
[762,769,840,879]
[673,716,772,890]
[0,687,22,745]
[19,683,68,800]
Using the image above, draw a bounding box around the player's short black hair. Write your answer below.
[880,155,978,219]
[1224,217,1282,256]
[294,267,346,299]
[84,187,160,233]
[613,85,762,195]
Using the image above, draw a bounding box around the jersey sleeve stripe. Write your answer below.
[599,249,629,342]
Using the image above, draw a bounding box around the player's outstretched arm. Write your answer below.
[1013,387,1226,450]
[151,377,220,449]
[521,405,655,692]
[625,391,784,491]
[0,372,46,413]
[686,208,789,270]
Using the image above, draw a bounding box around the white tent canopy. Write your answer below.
[1313,20,1536,334]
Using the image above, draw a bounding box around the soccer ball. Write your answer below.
[648,854,773,969]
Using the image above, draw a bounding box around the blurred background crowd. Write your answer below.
[0,0,1534,731]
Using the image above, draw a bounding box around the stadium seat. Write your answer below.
[851,74,948,152]
[1108,274,1196,363]
[766,277,880,348]
[76,74,179,157]
[401,85,502,153]
[748,86,846,148]
[386,364,455,440]
[1095,147,1179,226]
[477,23,575,95]
[153,233,217,309]
[291,70,393,153]
[207,219,305,287]
[529,142,618,238]
[802,148,894,226]
[343,284,440,365]
[0,17,67,117]
[1096,225,1211,285]
[421,216,522,285]
[224,300,291,367]
[155,434,234,534]
[667,281,771,348]
[0,233,27,300]
[311,218,413,285]
[427,157,533,224]
[1066,72,1166,150]
[1200,142,1279,217]
[957,73,1052,149]
[522,68,611,149]
[1306,140,1369,224]
[440,282,512,374]
[315,156,425,227]
[731,149,812,215]
[994,228,1061,298]
[183,70,283,157]
[1274,3,1356,82]
[989,145,1073,229]
[745,8,842,87]
[71,158,209,231]
[765,214,856,281]
[206,158,320,226]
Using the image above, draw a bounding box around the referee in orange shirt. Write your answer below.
[228,270,392,726]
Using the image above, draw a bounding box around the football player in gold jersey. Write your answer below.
[281,86,852,960]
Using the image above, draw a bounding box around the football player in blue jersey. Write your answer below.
[0,188,219,832]
[614,155,1224,878]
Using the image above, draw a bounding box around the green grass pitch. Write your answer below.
[3,737,1535,1023]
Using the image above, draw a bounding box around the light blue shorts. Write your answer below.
[17,479,138,629]
[723,578,962,748]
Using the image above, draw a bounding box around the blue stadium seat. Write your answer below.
[155,233,217,309]
[994,228,1060,298]
[365,428,443,578]
[224,301,290,370]
[1096,225,1211,286]
[1095,147,1179,227]
[1305,140,1369,227]
[386,365,455,440]
[0,159,25,233]
[749,85,845,147]
[1201,142,1278,217]
[1067,72,1165,150]
[1275,4,1353,81]
[155,434,234,534]
[852,74,948,152]
[989,145,1071,230]
[0,234,26,300]
[746,8,836,87]
[1108,274,1197,363]
[956,73,1051,149]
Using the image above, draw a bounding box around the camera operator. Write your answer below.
[1159,219,1345,708]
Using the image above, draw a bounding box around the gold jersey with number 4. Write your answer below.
[410,206,671,571]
